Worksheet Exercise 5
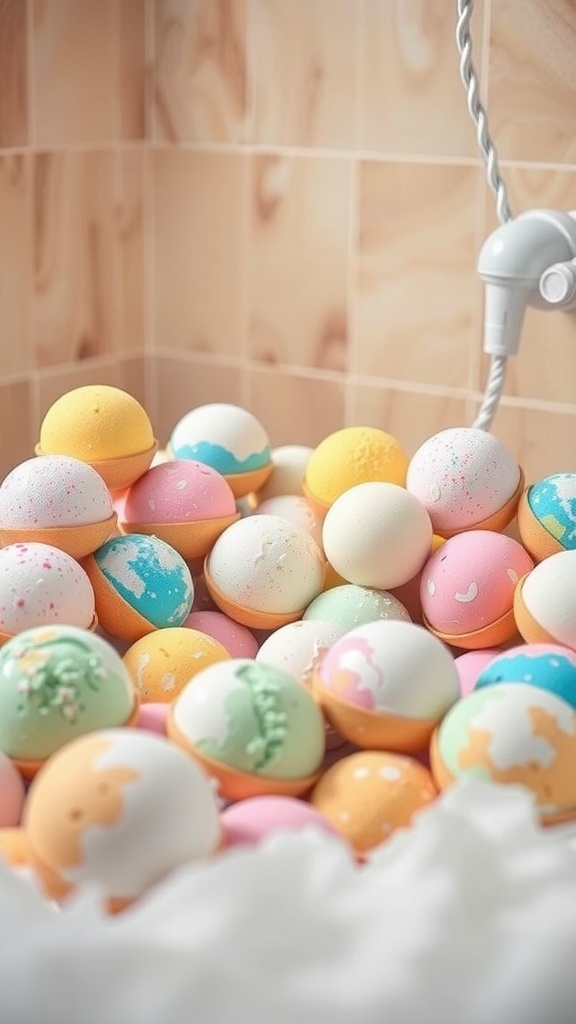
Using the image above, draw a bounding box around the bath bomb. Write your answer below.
[24,728,221,909]
[83,534,194,642]
[253,494,324,550]
[168,403,272,498]
[0,625,137,776]
[430,682,576,824]
[406,427,522,536]
[303,583,411,631]
[220,795,342,849]
[321,481,433,590]
[513,549,576,651]
[310,750,437,855]
[36,385,157,489]
[204,514,325,630]
[120,459,240,559]
[123,626,230,703]
[314,619,460,753]
[184,610,259,659]
[0,542,96,639]
[475,642,576,709]
[167,658,326,800]
[517,473,576,561]
[303,426,409,514]
[454,649,503,698]
[0,752,26,827]
[0,455,116,558]
[136,702,169,736]
[256,619,346,687]
[253,445,313,504]
[421,530,534,649]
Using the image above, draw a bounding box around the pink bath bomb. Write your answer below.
[184,610,259,658]
[0,753,26,827]
[454,648,503,697]
[220,795,343,848]
[136,702,169,736]
[123,459,237,525]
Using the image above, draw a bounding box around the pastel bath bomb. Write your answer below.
[421,530,534,648]
[0,455,114,530]
[168,403,272,496]
[37,385,155,461]
[24,728,221,907]
[514,549,576,651]
[0,752,26,827]
[310,750,437,854]
[0,543,96,637]
[430,682,576,824]
[184,610,259,659]
[314,619,460,752]
[253,495,324,550]
[454,649,503,698]
[406,427,521,536]
[220,794,342,849]
[517,473,576,561]
[121,460,238,544]
[474,643,576,709]
[303,583,411,631]
[256,619,348,689]
[204,514,325,627]
[83,534,194,641]
[321,481,433,590]
[0,625,137,770]
[253,445,313,504]
[123,627,230,703]
[168,659,325,785]
[303,426,409,512]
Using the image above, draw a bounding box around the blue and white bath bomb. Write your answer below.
[168,404,273,498]
[474,642,576,710]
[83,534,194,642]
[518,472,576,561]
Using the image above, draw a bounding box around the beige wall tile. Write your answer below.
[117,149,146,350]
[252,0,358,149]
[489,0,576,164]
[249,154,351,372]
[349,383,470,459]
[247,367,345,447]
[0,380,36,479]
[0,0,28,147]
[360,0,484,157]
[32,150,123,368]
[119,0,147,139]
[153,148,248,356]
[154,0,250,142]
[0,155,31,377]
[356,160,482,389]
[118,353,147,408]
[477,166,576,405]
[151,354,247,446]
[490,403,576,485]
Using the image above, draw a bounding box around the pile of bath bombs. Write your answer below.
[2,382,576,912]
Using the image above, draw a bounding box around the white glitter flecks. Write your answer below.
[506,567,519,584]
[353,766,370,780]
[426,579,436,597]
[428,481,441,503]
[379,765,402,781]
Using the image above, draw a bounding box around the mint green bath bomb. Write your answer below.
[170,659,325,779]
[0,625,136,762]
[303,584,410,631]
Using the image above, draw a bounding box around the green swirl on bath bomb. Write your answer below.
[0,624,136,760]
[179,660,325,779]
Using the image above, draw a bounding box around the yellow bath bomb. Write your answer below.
[303,426,409,514]
[123,627,230,703]
[38,385,155,462]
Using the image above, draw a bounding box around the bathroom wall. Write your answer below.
[1,0,576,484]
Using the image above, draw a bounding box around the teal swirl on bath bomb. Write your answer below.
[169,404,271,475]
[0,625,136,761]
[171,659,325,779]
[94,534,194,627]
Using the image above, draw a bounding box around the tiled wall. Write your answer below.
[1,0,576,484]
